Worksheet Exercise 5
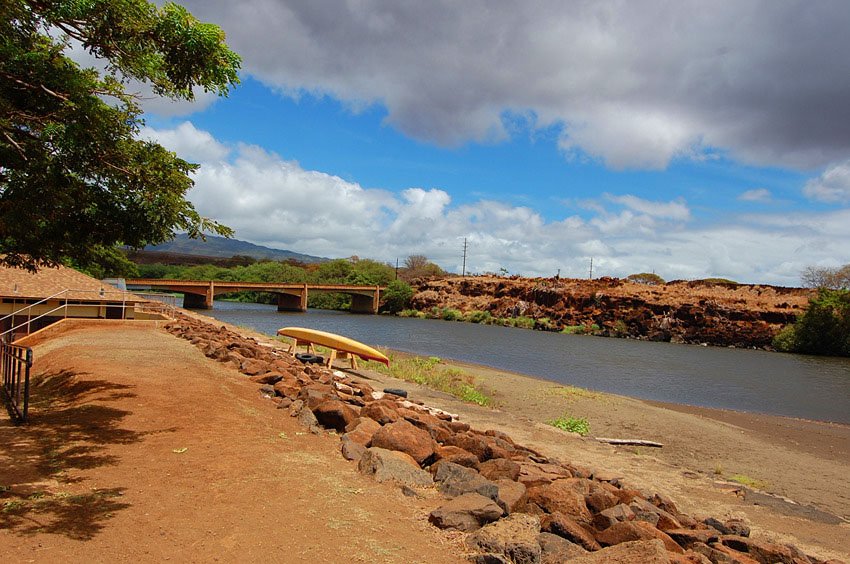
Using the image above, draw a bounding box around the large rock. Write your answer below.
[717,535,812,564]
[540,512,601,552]
[592,503,636,530]
[428,493,504,532]
[517,462,572,488]
[494,479,527,515]
[434,445,480,469]
[370,419,436,465]
[527,480,593,524]
[343,417,382,447]
[357,447,433,487]
[467,513,542,564]
[432,461,499,499]
[479,458,521,482]
[340,435,366,461]
[312,399,357,432]
[537,532,587,564]
[360,400,402,424]
[443,432,491,462]
[565,539,672,564]
[596,521,684,554]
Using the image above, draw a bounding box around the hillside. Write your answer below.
[410,276,813,349]
[142,233,327,263]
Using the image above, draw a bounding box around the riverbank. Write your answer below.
[199,310,850,559]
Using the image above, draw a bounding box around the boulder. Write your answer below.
[298,383,336,409]
[443,432,491,462]
[596,521,684,554]
[370,419,436,465]
[540,512,601,552]
[665,529,720,550]
[526,480,593,524]
[592,503,635,530]
[340,435,366,461]
[357,447,433,487]
[239,359,269,376]
[718,535,812,564]
[585,488,619,513]
[311,399,357,432]
[517,461,572,488]
[432,461,498,500]
[494,479,527,515]
[249,372,284,385]
[703,518,751,538]
[428,493,504,532]
[537,532,587,564]
[434,445,480,469]
[479,458,521,482]
[343,417,382,447]
[360,400,402,424]
[467,513,542,564]
[272,375,301,399]
[293,404,321,434]
[565,539,672,564]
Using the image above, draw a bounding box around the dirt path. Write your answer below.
[0,323,462,563]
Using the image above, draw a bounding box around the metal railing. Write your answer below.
[2,341,32,424]
[0,288,176,343]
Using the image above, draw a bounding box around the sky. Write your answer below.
[130,0,850,285]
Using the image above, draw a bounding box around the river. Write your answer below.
[200,301,850,424]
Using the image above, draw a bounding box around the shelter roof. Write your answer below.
[0,263,139,302]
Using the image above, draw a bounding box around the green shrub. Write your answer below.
[465,310,492,324]
[381,279,414,313]
[627,272,665,285]
[547,414,591,436]
[440,307,463,321]
[612,319,629,336]
[789,289,850,356]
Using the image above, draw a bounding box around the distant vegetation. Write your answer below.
[773,264,850,357]
[114,253,449,312]
[627,272,665,285]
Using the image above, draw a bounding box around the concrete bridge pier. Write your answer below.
[180,282,215,309]
[277,287,308,312]
[350,288,380,314]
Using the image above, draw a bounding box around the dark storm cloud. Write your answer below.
[180,0,850,170]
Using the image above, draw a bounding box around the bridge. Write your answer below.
[124,279,384,314]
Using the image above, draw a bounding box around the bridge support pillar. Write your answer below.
[182,292,212,309]
[277,288,307,312]
[350,288,380,314]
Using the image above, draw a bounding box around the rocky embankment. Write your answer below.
[164,313,841,564]
[410,276,812,348]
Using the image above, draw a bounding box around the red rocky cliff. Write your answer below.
[409,276,812,349]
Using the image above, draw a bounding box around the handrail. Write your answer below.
[0,289,71,324]
[0,288,172,341]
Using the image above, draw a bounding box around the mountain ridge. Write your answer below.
[144,234,327,263]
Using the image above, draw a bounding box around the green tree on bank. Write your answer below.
[774,262,850,357]
[1,0,240,272]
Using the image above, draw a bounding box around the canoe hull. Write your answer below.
[276,327,390,366]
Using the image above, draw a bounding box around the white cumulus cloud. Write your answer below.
[804,161,850,203]
[143,123,850,286]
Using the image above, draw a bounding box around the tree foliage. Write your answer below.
[773,289,850,357]
[801,264,850,290]
[400,254,446,281]
[626,272,665,285]
[381,279,414,313]
[1,0,241,271]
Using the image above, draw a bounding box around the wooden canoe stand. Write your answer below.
[285,338,359,369]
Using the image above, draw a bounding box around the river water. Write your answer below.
[201,301,850,424]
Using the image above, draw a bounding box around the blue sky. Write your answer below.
[134,1,850,285]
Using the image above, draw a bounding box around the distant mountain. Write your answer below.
[143,234,327,263]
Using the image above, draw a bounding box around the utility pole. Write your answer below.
[395,258,399,280]
[588,257,594,280]
[461,238,468,277]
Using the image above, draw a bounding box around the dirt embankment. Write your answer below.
[410,276,812,348]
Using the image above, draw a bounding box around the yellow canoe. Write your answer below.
[276,327,390,366]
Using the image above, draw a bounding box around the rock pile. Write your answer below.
[164,314,842,564]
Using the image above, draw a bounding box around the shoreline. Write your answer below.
[181,308,850,557]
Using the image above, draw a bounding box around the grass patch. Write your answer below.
[729,474,768,490]
[546,385,602,401]
[561,324,601,335]
[547,414,591,436]
[363,354,492,406]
